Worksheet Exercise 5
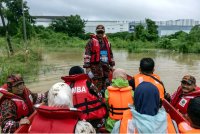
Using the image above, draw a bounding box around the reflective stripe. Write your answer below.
[138,77,143,84]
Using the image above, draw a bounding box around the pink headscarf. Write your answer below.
[112,68,127,80]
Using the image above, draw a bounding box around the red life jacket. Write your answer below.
[61,74,107,120]
[0,87,33,120]
[29,105,81,133]
[90,34,112,63]
[171,87,200,114]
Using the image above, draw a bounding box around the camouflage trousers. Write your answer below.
[90,63,111,92]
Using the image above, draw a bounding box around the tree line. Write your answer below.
[0,0,200,54]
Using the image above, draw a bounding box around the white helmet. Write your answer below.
[48,82,73,108]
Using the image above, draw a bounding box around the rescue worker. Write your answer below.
[61,66,107,129]
[112,82,176,133]
[105,68,133,132]
[131,57,165,100]
[83,24,115,92]
[178,96,200,133]
[167,75,200,115]
[29,82,96,133]
[0,74,48,133]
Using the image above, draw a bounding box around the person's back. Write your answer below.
[133,57,165,100]
[178,96,200,133]
[61,66,107,129]
[29,82,95,133]
[105,68,133,132]
[112,82,175,133]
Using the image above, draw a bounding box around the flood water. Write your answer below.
[27,48,200,94]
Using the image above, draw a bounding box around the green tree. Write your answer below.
[1,0,34,37]
[134,24,146,41]
[165,31,188,40]
[188,25,200,42]
[50,15,86,37]
[107,32,132,40]
[145,19,159,41]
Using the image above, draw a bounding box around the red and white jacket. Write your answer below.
[171,86,200,114]
[61,74,107,120]
[0,87,34,120]
[29,105,81,133]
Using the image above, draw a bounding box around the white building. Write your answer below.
[84,20,130,33]
[1,17,200,36]
[129,19,200,36]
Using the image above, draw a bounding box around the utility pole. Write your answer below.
[0,2,14,56]
[22,0,27,50]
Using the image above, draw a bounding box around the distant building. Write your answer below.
[84,20,129,33]
[1,17,199,36]
[129,19,200,36]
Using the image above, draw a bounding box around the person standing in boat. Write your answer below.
[83,24,115,93]
[166,75,200,115]
[61,66,107,130]
[0,74,48,133]
[28,82,96,133]
[111,82,176,133]
[105,68,134,132]
[130,57,165,100]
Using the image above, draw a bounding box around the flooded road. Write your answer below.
[28,48,200,94]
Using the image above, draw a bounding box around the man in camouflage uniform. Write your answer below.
[83,25,115,93]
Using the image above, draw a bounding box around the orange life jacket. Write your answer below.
[120,109,176,133]
[29,105,81,133]
[107,86,133,120]
[134,73,164,99]
[178,122,200,133]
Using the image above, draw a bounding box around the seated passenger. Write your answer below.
[105,68,133,132]
[131,58,165,100]
[178,97,200,133]
[112,82,176,133]
[168,75,200,115]
[0,74,48,133]
[61,66,107,129]
[29,82,95,133]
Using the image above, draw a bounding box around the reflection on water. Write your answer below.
[28,48,200,94]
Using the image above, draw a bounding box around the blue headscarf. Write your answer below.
[134,82,160,116]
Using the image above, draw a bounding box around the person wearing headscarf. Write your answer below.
[28,82,96,133]
[112,82,176,133]
[104,68,134,132]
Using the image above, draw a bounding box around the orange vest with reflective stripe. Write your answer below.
[178,122,200,133]
[120,109,176,133]
[107,86,133,120]
[134,73,164,99]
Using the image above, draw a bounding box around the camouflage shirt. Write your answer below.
[0,91,47,133]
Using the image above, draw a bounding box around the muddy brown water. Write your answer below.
[27,48,200,94]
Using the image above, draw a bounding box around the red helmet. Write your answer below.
[7,74,24,88]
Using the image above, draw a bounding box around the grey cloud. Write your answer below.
[26,0,200,21]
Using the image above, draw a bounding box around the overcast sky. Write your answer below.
[26,0,200,21]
